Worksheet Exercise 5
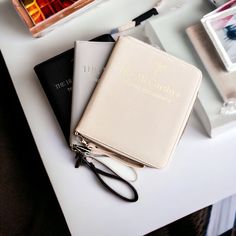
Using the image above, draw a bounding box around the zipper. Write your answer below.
[74,132,115,157]
[74,132,144,168]
[71,132,91,155]
[73,132,138,181]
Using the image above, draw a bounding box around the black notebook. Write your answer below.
[34,34,115,142]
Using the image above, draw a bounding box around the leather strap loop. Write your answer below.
[75,154,138,202]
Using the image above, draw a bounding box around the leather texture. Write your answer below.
[34,49,74,142]
[76,36,202,168]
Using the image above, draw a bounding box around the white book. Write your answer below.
[147,0,236,137]
[70,41,114,148]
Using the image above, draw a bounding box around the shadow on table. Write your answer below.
[0,51,70,236]
[146,206,212,236]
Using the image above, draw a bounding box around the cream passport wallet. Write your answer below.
[74,36,202,168]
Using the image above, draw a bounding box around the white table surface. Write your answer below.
[1,0,236,235]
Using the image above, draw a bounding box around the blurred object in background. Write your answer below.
[209,0,232,7]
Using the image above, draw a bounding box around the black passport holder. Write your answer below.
[34,34,115,142]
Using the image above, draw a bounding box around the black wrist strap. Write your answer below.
[75,154,138,202]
